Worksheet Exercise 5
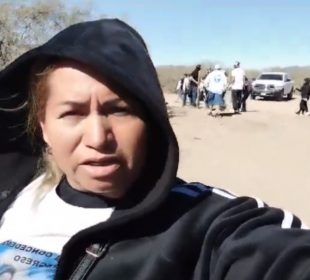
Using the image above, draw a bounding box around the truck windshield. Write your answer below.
[258,74,283,81]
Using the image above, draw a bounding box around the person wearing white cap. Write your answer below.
[204,64,227,116]
[231,61,246,113]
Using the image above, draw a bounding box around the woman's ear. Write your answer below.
[39,120,50,147]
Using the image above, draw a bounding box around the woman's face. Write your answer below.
[39,63,148,198]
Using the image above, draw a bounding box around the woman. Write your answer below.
[0,19,309,280]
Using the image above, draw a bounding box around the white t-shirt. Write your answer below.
[204,70,227,94]
[176,79,182,91]
[182,77,190,91]
[231,67,245,90]
[0,175,114,279]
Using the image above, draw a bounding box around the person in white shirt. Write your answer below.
[182,74,191,106]
[204,64,227,116]
[231,61,245,113]
[175,75,184,102]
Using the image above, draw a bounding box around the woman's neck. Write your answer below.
[56,177,119,208]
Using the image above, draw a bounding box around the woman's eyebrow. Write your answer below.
[58,97,125,107]
[59,101,87,107]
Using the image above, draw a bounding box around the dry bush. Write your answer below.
[0,0,92,68]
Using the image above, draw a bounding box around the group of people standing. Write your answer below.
[176,62,252,117]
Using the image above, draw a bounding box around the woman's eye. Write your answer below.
[111,106,130,116]
[59,111,82,118]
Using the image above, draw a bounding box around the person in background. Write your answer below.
[241,76,252,112]
[182,73,191,106]
[222,70,229,100]
[204,64,227,117]
[189,64,201,107]
[175,75,184,102]
[231,61,245,114]
[0,19,310,280]
[296,78,310,115]
[203,68,213,108]
[196,74,207,108]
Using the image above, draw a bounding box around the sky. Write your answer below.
[68,0,310,69]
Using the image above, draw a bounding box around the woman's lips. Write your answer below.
[81,158,121,178]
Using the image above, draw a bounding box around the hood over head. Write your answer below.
[0,19,179,221]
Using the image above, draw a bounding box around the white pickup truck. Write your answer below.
[251,72,294,101]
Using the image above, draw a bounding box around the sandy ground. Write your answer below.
[165,91,310,226]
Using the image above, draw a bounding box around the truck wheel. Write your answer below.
[251,94,256,100]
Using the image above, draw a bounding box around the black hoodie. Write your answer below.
[297,80,310,100]
[0,19,310,280]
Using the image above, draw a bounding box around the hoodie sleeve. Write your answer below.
[200,196,310,280]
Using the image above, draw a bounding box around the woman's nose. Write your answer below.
[83,114,113,151]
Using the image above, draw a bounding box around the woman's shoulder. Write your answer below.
[168,180,308,231]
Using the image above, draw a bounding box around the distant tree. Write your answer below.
[0,0,92,68]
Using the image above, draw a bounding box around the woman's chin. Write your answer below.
[78,177,124,198]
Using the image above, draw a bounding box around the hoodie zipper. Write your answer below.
[69,242,110,280]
